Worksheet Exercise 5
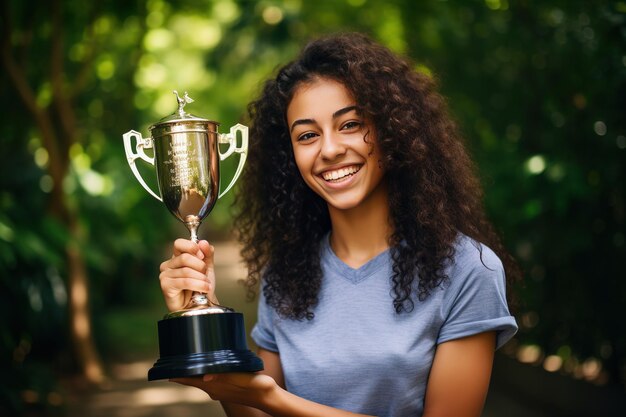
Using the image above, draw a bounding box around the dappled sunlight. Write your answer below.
[67,143,115,196]
[112,361,155,381]
[516,344,542,365]
[133,386,209,406]
[171,15,223,49]
[543,354,563,372]
[508,342,610,386]
[89,384,213,408]
[525,155,546,175]
[262,6,284,25]
[90,362,217,409]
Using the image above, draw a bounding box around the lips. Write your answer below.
[320,164,362,182]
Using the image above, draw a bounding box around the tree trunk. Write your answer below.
[67,215,105,383]
[0,0,105,384]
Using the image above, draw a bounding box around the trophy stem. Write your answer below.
[186,215,201,243]
[184,215,209,307]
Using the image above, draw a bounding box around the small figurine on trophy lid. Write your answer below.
[123,91,263,381]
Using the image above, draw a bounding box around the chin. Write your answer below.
[324,196,363,211]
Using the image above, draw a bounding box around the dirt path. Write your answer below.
[65,360,227,417]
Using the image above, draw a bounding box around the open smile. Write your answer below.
[320,165,362,182]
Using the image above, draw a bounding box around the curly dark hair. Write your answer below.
[234,32,520,320]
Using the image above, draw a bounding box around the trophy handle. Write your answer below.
[217,123,248,198]
[123,130,163,202]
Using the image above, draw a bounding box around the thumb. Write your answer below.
[198,240,215,264]
[198,240,215,257]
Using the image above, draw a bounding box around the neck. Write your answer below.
[327,183,391,269]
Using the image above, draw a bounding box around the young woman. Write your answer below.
[159,33,519,417]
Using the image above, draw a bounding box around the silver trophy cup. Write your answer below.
[123,91,262,380]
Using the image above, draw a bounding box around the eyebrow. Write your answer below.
[290,105,359,133]
[333,105,358,119]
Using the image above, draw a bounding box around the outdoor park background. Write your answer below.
[1,0,625,416]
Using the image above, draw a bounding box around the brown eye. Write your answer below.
[298,132,318,142]
[341,121,361,131]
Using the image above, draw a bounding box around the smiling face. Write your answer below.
[287,78,387,213]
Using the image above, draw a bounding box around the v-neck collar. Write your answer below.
[321,234,390,284]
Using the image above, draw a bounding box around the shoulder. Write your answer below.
[450,234,503,275]
[438,235,517,349]
[442,234,507,299]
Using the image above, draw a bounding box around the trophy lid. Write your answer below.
[150,91,218,129]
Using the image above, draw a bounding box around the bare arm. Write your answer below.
[176,346,375,417]
[220,348,284,417]
[422,332,496,417]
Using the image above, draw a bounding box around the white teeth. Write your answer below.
[322,165,360,181]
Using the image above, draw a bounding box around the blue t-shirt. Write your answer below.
[251,235,517,417]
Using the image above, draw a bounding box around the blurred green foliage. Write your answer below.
[1,0,624,414]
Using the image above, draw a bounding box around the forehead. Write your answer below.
[287,78,355,122]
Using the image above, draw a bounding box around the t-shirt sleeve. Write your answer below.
[251,289,279,352]
[437,240,518,350]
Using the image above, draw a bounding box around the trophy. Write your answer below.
[123,91,263,380]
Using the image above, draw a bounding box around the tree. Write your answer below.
[1,0,151,388]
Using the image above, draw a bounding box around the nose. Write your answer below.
[319,132,346,161]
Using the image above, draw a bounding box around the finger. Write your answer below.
[198,240,214,259]
[169,377,205,389]
[198,241,215,273]
[172,238,203,258]
[160,273,211,294]
[160,264,207,281]
[212,372,255,387]
[163,253,208,273]
[170,377,201,383]
[159,277,209,299]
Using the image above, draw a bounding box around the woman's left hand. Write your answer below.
[171,373,278,410]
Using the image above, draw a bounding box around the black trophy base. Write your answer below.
[148,311,263,381]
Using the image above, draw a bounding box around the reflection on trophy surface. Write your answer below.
[122,91,263,380]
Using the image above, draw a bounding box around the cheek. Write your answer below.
[292,149,306,173]
[293,154,327,197]
[293,149,316,182]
